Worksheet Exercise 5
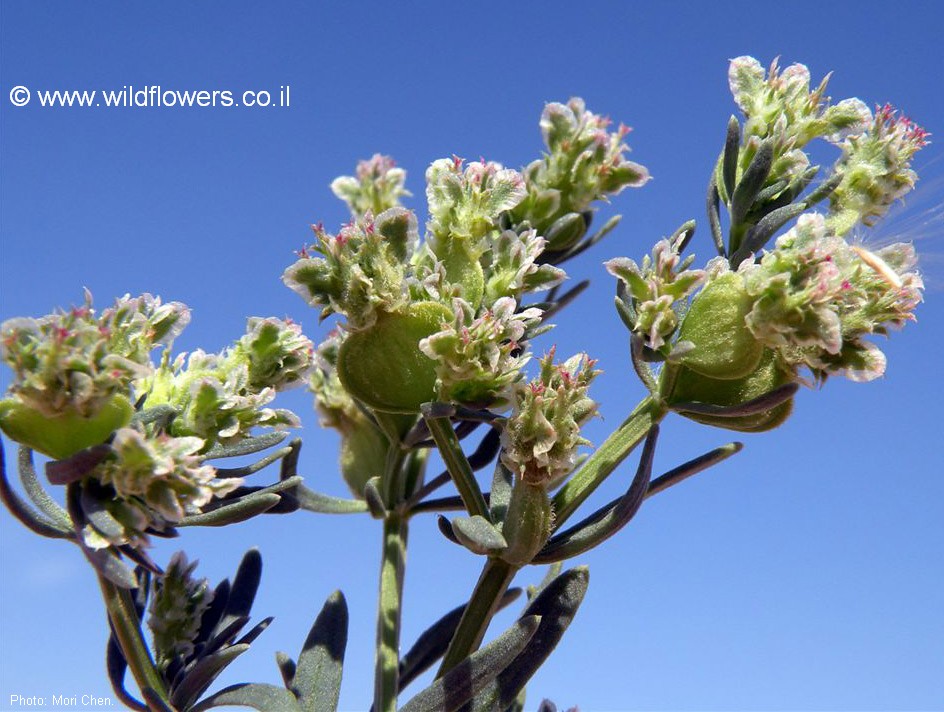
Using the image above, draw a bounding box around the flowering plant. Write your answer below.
[0,56,928,711]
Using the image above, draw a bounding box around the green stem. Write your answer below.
[423,413,490,520]
[436,557,518,678]
[98,576,171,709]
[551,395,667,529]
[374,512,408,712]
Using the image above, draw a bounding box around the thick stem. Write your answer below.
[551,396,667,529]
[374,513,409,712]
[436,557,518,678]
[98,576,171,709]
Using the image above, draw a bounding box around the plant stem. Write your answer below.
[436,556,518,677]
[423,413,490,520]
[551,395,667,529]
[373,512,408,712]
[98,576,171,709]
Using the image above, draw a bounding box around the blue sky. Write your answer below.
[1,2,942,710]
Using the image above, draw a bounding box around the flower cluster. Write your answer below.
[85,428,239,549]
[510,98,650,249]
[827,103,931,235]
[142,317,312,450]
[0,292,188,419]
[500,351,599,487]
[283,209,418,329]
[739,213,923,382]
[419,298,543,407]
[147,552,215,670]
[330,154,410,218]
[605,231,707,353]
[284,99,648,415]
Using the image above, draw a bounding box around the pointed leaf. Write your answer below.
[533,427,657,564]
[722,115,740,200]
[489,464,514,525]
[179,493,281,527]
[18,446,71,527]
[276,652,296,689]
[171,644,250,710]
[647,442,743,498]
[730,139,774,229]
[204,432,289,460]
[0,442,71,539]
[292,591,348,712]
[466,568,589,711]
[399,616,540,712]
[671,382,798,418]
[398,588,522,693]
[211,549,262,644]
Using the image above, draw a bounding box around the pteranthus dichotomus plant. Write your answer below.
[0,55,931,711]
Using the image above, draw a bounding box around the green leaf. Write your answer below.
[190,683,302,712]
[399,616,540,712]
[466,567,589,711]
[452,515,508,555]
[721,115,740,201]
[171,644,250,710]
[533,428,657,564]
[204,431,289,460]
[398,588,522,692]
[178,493,281,527]
[291,591,348,712]
[17,446,71,528]
[730,138,774,228]
[295,484,369,515]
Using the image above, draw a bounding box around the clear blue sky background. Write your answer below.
[1,2,942,710]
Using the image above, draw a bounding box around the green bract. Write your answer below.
[668,349,795,432]
[336,301,451,414]
[0,393,133,460]
[677,272,763,380]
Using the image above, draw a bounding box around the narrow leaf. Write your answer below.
[533,427,657,564]
[722,115,740,200]
[647,442,743,498]
[171,644,250,710]
[295,484,368,514]
[18,445,71,527]
[178,493,281,527]
[399,616,540,712]
[706,176,725,257]
[398,588,522,692]
[0,441,71,538]
[730,139,774,228]
[466,568,589,711]
[190,683,302,712]
[292,590,348,712]
[671,382,798,417]
[204,432,289,460]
